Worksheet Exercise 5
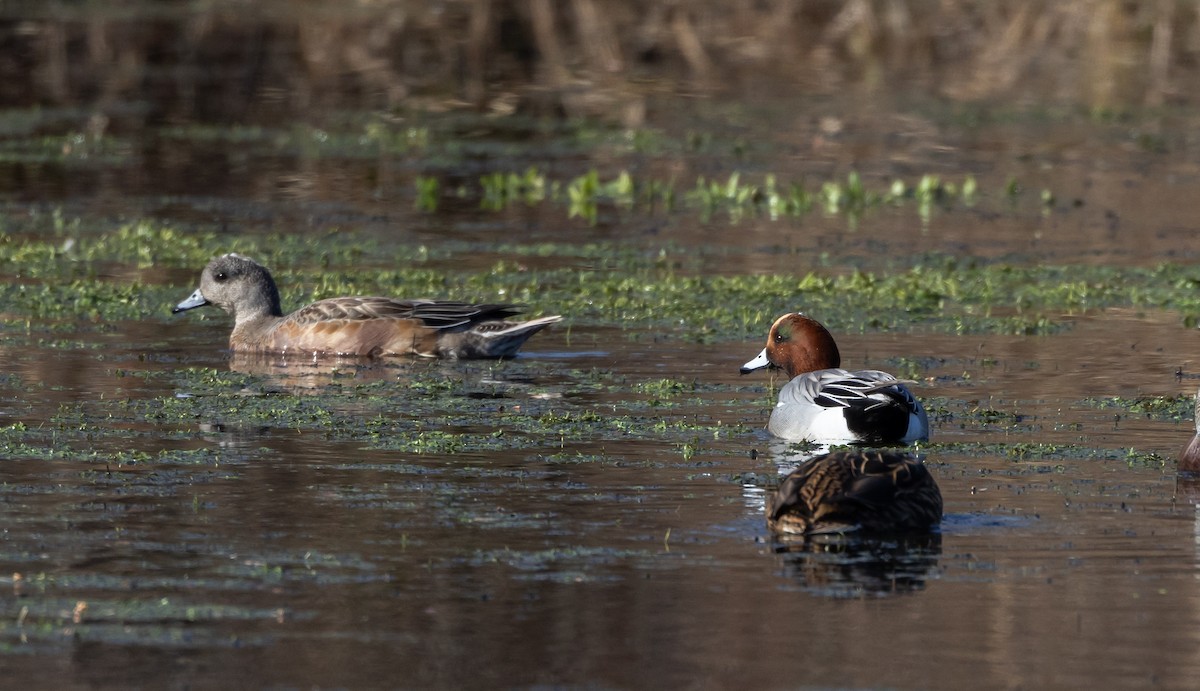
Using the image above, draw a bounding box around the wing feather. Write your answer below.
[286,298,523,330]
[782,368,917,410]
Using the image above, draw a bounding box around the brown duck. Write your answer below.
[173,253,562,359]
[766,450,943,535]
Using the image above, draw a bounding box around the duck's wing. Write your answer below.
[779,368,911,408]
[767,451,856,523]
[843,451,937,507]
[788,368,919,412]
[778,369,927,444]
[287,298,523,330]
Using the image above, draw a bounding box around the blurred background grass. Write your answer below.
[1,0,1193,124]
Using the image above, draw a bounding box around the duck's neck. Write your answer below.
[782,344,841,378]
[227,282,284,327]
[232,304,280,328]
[230,313,282,349]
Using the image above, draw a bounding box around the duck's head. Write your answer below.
[740,312,841,379]
[173,253,283,322]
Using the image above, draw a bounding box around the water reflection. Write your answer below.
[225,351,569,398]
[198,422,269,450]
[228,351,419,390]
[760,438,829,474]
[741,439,827,511]
[770,533,942,598]
[1174,473,1200,572]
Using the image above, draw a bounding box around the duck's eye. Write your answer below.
[214,271,228,282]
[774,332,787,343]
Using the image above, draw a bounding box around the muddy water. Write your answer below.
[5,9,1200,691]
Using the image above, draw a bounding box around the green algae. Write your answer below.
[1084,394,1195,422]
[158,120,431,159]
[464,545,655,579]
[1,593,288,625]
[0,208,1191,523]
[925,441,1170,468]
[0,359,751,468]
[5,218,1200,342]
[0,131,132,167]
[468,166,990,224]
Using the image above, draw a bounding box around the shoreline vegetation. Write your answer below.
[1,1,1195,122]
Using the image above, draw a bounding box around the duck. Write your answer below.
[1180,388,1200,475]
[173,253,562,359]
[740,312,929,444]
[766,449,943,535]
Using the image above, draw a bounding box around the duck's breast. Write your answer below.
[265,316,437,357]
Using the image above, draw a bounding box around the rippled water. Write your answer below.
[4,7,1200,690]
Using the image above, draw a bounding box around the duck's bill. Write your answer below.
[740,348,771,374]
[173,289,209,313]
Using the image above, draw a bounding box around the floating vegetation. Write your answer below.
[0,361,751,469]
[1084,395,1194,422]
[465,167,990,224]
[4,219,1200,339]
[481,167,548,211]
[925,441,1171,467]
[0,131,132,167]
[158,120,431,158]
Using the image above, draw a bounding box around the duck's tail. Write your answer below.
[443,315,563,358]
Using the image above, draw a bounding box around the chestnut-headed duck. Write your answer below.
[1181,389,1200,475]
[173,254,562,359]
[740,312,929,444]
[766,449,942,535]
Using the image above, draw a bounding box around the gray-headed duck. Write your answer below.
[174,254,561,359]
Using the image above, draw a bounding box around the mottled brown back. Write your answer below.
[766,450,942,535]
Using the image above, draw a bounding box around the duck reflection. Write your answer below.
[763,438,830,474]
[226,351,564,399]
[741,439,828,512]
[228,351,413,390]
[770,532,942,597]
[198,422,270,450]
